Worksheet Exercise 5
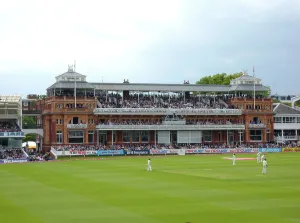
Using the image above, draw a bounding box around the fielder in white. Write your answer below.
[232,153,236,166]
[262,158,268,174]
[147,158,152,171]
[257,152,261,163]
[261,154,265,162]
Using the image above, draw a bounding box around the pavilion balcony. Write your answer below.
[248,123,267,129]
[93,108,242,116]
[67,124,87,129]
[0,131,25,137]
[275,135,300,141]
[22,110,41,115]
[96,124,245,131]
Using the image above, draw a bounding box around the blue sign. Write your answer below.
[258,148,282,153]
[126,150,150,155]
[96,150,125,156]
[0,159,28,164]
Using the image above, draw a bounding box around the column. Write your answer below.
[226,130,229,145]
[281,129,284,142]
[112,130,114,145]
[239,130,242,144]
[154,130,156,146]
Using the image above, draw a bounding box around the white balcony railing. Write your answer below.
[93,108,242,116]
[275,135,300,141]
[96,124,245,131]
[67,124,87,129]
[248,123,266,129]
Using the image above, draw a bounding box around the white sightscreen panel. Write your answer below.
[158,131,170,144]
[190,131,202,143]
[177,131,190,143]
[177,131,202,143]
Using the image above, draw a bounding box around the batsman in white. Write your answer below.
[232,153,236,166]
[257,152,261,163]
[147,158,152,171]
[262,158,268,174]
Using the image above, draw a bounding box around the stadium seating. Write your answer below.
[0,149,26,159]
[0,120,21,132]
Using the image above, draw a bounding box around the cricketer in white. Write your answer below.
[262,159,268,174]
[147,158,152,171]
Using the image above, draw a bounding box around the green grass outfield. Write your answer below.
[0,153,300,223]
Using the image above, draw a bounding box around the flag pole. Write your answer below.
[253,66,255,110]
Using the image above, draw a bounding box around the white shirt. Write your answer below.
[257,152,260,157]
[261,155,265,159]
[233,154,236,159]
[263,160,267,167]
[148,160,151,165]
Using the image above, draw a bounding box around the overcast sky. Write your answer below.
[0,0,299,97]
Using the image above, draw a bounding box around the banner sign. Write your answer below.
[185,149,204,154]
[229,148,258,153]
[282,148,300,152]
[55,150,97,156]
[150,149,177,155]
[126,150,150,155]
[179,148,257,154]
[0,159,28,164]
[258,148,282,153]
[85,151,97,155]
[70,150,86,155]
[96,150,125,156]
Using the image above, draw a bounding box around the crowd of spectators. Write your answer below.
[0,120,21,132]
[0,149,26,159]
[51,141,299,152]
[98,119,244,126]
[97,93,230,109]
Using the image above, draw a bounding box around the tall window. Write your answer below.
[250,130,262,141]
[132,131,140,143]
[203,131,212,142]
[141,131,149,143]
[68,131,84,143]
[113,131,116,143]
[274,117,282,123]
[122,131,130,143]
[283,117,296,123]
[88,131,94,144]
[56,131,63,144]
[218,132,221,142]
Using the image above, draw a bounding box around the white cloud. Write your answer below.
[0,0,299,96]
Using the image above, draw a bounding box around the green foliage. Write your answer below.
[22,116,36,125]
[38,95,46,99]
[272,99,281,103]
[23,134,36,142]
[196,72,243,85]
[263,86,272,97]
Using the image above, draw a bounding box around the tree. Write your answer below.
[196,72,243,85]
[38,95,46,99]
[23,134,36,142]
[263,86,272,98]
[22,116,36,128]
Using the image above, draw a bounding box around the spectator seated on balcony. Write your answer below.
[52,141,299,153]
[0,120,21,132]
[97,119,244,126]
[96,93,229,109]
[0,149,26,159]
